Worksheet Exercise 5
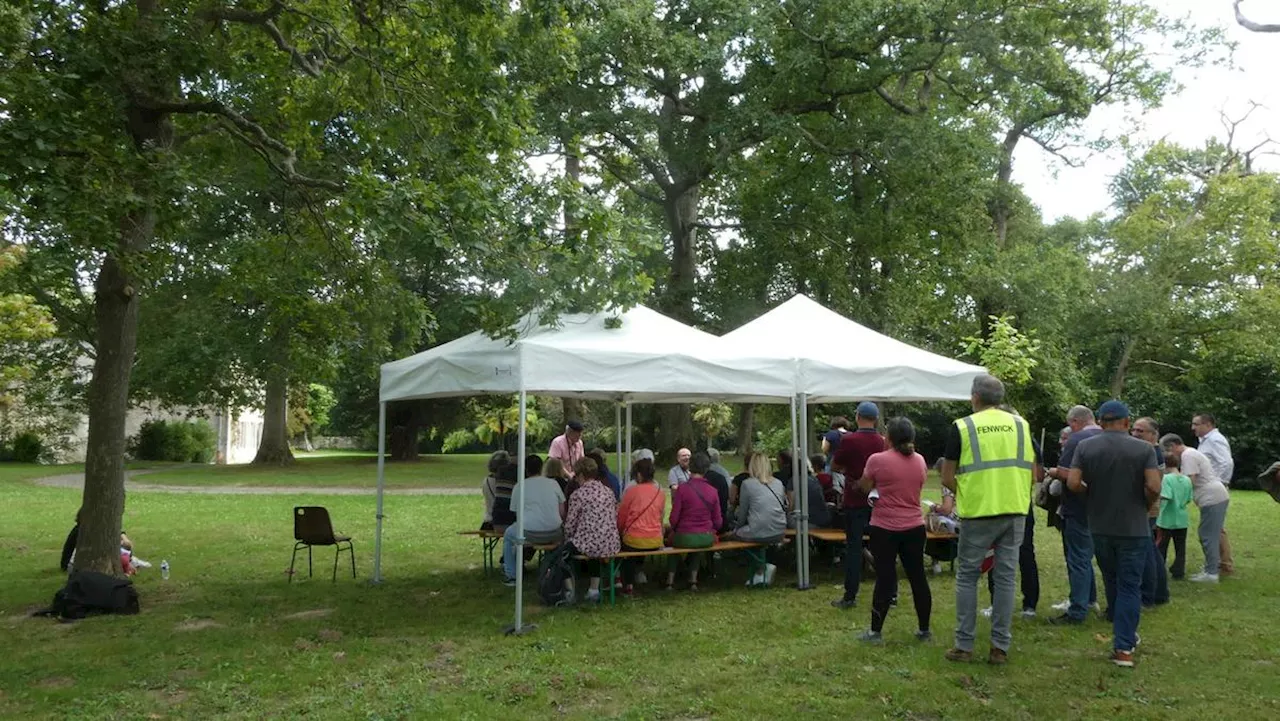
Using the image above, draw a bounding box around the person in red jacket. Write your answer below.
[831,402,885,609]
[665,451,723,591]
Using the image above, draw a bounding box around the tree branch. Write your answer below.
[583,147,663,204]
[874,85,919,115]
[200,1,326,77]
[1235,0,1280,32]
[134,95,343,191]
[604,131,671,191]
[1021,131,1084,168]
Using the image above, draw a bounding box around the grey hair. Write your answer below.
[706,447,721,462]
[487,450,511,474]
[1159,433,1184,449]
[1059,426,1072,437]
[971,374,1006,406]
[1067,405,1095,424]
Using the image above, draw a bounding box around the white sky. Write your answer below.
[1017,0,1280,221]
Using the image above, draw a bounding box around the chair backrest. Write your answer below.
[294,506,338,545]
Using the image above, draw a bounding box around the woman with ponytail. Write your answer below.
[856,417,932,644]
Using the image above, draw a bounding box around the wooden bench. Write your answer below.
[457,530,558,575]
[577,539,787,605]
[784,528,960,571]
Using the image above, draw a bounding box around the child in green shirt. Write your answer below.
[1157,458,1194,580]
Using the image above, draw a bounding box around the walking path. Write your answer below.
[33,469,480,496]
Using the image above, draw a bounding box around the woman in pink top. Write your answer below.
[857,417,932,643]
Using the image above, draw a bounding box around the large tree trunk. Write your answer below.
[78,252,144,575]
[1110,335,1138,398]
[656,184,699,452]
[388,402,424,461]
[253,369,295,465]
[736,404,755,456]
[561,397,585,426]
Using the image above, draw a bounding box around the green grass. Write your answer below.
[132,453,494,489]
[2,461,1279,719]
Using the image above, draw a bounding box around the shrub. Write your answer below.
[129,419,216,463]
[11,431,44,463]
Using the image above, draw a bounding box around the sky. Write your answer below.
[1017,0,1280,222]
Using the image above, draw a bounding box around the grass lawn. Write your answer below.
[3,461,1279,719]
[132,453,494,490]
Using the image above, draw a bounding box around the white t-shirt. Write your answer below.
[510,476,566,533]
[1180,447,1230,508]
[668,465,691,489]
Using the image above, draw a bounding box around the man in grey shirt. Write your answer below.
[1068,400,1161,668]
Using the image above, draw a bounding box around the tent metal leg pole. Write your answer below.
[625,403,632,463]
[372,401,387,584]
[790,395,803,589]
[615,402,623,486]
[506,390,536,636]
[799,392,810,590]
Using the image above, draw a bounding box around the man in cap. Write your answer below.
[1068,400,1161,667]
[549,421,586,478]
[830,401,885,609]
[941,376,1036,665]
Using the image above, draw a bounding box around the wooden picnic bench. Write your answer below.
[784,527,960,571]
[457,530,559,575]
[577,538,788,605]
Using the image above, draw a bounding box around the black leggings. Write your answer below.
[1156,527,1188,579]
[869,525,932,634]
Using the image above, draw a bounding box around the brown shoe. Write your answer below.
[944,647,973,663]
[988,648,1008,665]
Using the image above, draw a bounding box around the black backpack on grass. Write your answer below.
[43,571,140,621]
[537,542,575,606]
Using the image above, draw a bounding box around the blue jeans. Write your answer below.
[1093,534,1146,652]
[1141,517,1169,605]
[502,524,563,580]
[1063,515,1097,620]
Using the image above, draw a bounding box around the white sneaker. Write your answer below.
[931,562,943,575]
[1190,572,1220,583]
[1051,600,1070,612]
[635,571,648,585]
[748,573,764,587]
[1090,602,1102,614]
[980,606,993,618]
[1020,608,1037,619]
[764,563,778,586]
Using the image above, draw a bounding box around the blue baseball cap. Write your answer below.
[856,401,880,420]
[1097,400,1130,422]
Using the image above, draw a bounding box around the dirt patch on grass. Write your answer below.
[282,608,333,621]
[174,619,223,632]
[317,628,344,643]
[35,677,75,689]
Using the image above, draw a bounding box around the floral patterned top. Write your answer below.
[565,479,621,558]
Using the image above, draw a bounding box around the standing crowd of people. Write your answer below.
[479,377,1239,666]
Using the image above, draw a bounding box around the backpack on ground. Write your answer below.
[537,541,576,606]
[42,570,140,621]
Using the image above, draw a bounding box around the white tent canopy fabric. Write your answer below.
[380,305,795,404]
[717,294,986,402]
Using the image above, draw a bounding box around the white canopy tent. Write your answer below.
[714,294,987,587]
[375,305,795,633]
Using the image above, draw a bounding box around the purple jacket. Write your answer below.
[670,476,723,535]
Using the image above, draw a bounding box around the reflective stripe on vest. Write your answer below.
[954,408,1034,518]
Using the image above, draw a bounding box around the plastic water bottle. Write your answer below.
[160,560,170,580]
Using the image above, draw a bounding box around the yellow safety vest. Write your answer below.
[954,407,1034,519]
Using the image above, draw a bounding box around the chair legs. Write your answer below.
[330,541,356,582]
[289,541,308,583]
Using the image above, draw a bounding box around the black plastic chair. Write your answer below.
[290,506,355,582]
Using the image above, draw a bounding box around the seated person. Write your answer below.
[668,447,693,489]
[707,447,732,484]
[544,457,575,500]
[617,458,665,591]
[666,451,723,591]
[502,455,565,586]
[812,453,845,507]
[923,486,960,574]
[785,456,832,529]
[724,452,788,585]
[563,458,621,603]
[587,448,623,501]
[491,458,518,531]
[480,450,511,531]
[703,452,732,533]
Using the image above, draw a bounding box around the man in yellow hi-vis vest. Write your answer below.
[940,375,1036,665]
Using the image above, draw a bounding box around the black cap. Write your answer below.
[566,420,584,431]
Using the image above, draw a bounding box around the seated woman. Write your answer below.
[544,457,575,500]
[587,448,623,501]
[502,455,565,585]
[480,450,511,531]
[665,450,723,591]
[617,458,665,593]
[857,417,931,644]
[785,456,832,530]
[491,459,518,532]
[724,452,788,586]
[562,457,621,603]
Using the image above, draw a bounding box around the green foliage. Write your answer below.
[692,403,735,444]
[129,420,216,464]
[441,429,479,454]
[962,315,1042,388]
[8,431,43,463]
[288,384,338,440]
